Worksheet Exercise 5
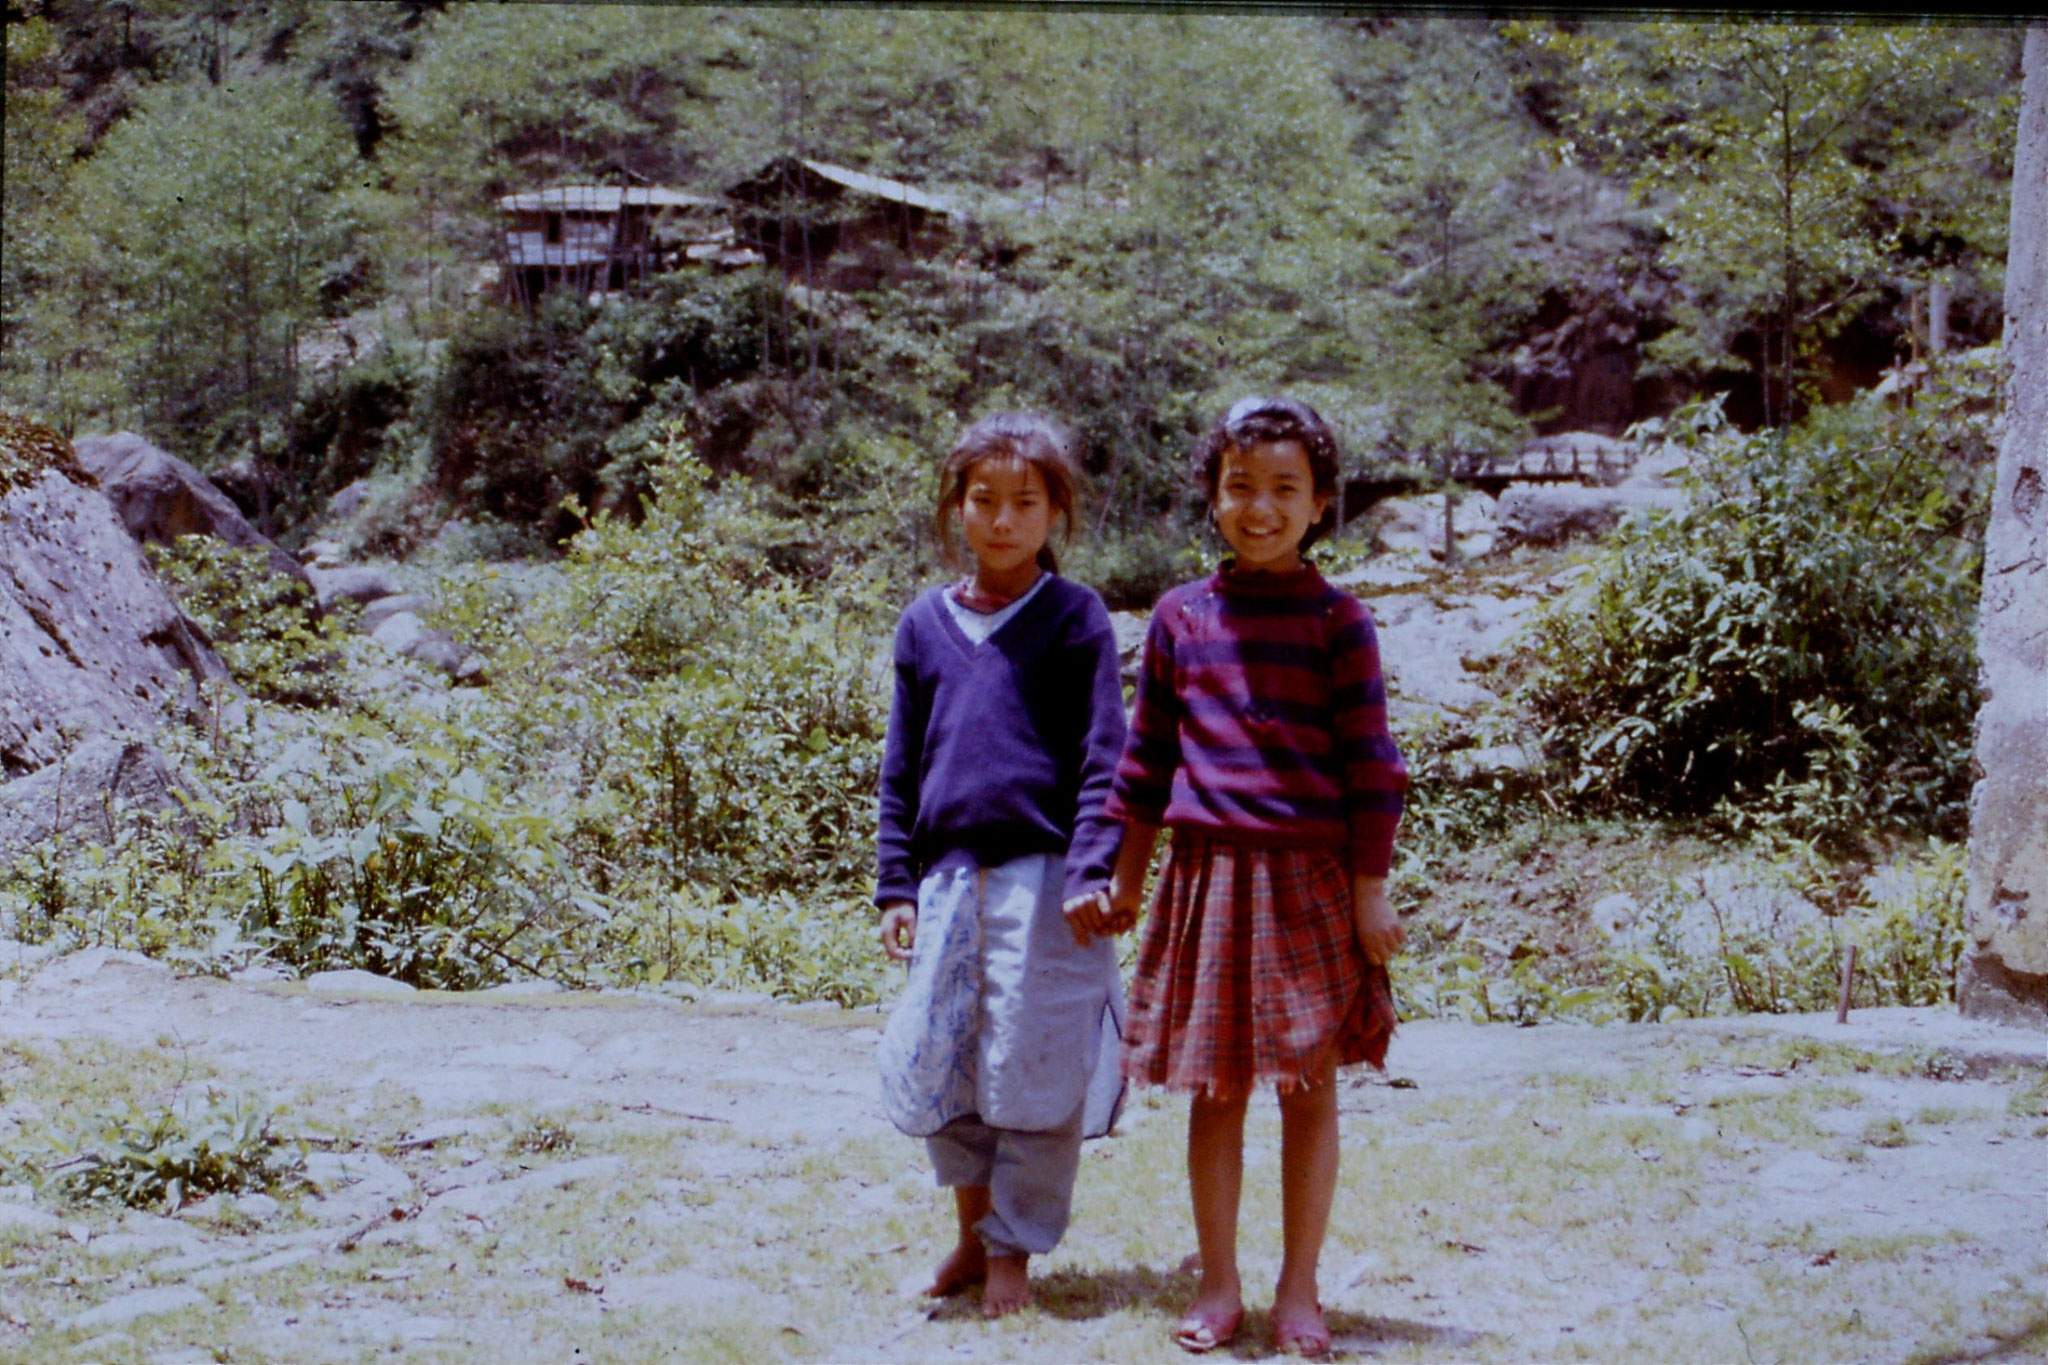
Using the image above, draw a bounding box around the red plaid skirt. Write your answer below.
[1122,832,1395,1097]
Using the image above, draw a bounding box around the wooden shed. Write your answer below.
[724,156,964,290]
[497,185,729,305]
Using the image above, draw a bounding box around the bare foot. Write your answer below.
[981,1252,1033,1318]
[923,1238,987,1298]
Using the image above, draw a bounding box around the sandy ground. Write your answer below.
[1,947,2044,1364]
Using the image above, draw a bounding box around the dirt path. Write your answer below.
[2,948,2044,1363]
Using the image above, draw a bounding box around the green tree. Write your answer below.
[1351,19,1538,464]
[1,14,94,424]
[56,73,356,497]
[377,4,730,330]
[1522,20,1981,428]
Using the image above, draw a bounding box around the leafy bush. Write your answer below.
[2,430,897,1006]
[421,274,783,534]
[1602,838,1965,1023]
[147,537,354,706]
[1062,526,1211,612]
[1398,946,1616,1026]
[42,1092,304,1213]
[1522,392,1987,844]
[228,725,605,989]
[291,345,421,504]
[1394,833,1965,1027]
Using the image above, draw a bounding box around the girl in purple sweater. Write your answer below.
[1105,397,1409,1358]
[875,413,1129,1319]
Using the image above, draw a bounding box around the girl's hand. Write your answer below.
[1105,821,1159,939]
[1104,898,1140,936]
[1062,889,1114,946]
[1352,876,1404,965]
[879,901,917,961]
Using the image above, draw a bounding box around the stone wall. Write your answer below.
[1959,27,2048,1026]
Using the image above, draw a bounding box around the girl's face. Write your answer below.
[960,457,1052,589]
[1213,438,1328,573]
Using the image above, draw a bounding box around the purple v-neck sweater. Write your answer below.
[875,574,1128,907]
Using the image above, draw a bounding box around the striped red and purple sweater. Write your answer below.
[1104,563,1408,877]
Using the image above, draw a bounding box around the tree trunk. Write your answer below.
[1778,77,1797,432]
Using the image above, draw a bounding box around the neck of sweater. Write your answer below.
[1214,559,1323,599]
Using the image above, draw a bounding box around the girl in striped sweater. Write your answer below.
[1103,396,1409,1358]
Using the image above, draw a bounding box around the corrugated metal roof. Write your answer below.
[795,159,959,216]
[498,186,719,214]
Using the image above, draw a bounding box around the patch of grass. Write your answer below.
[1727,1035,1915,1077]
[1830,1229,1971,1263]
[507,1115,578,1158]
[2,1039,302,1212]
[2006,1074,2048,1120]
[1911,1105,1989,1127]
[1695,1085,1861,1145]
[1860,1116,1911,1149]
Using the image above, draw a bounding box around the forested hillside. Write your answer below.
[0,5,2026,1015]
[3,7,2019,562]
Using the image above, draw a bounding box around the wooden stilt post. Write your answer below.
[1835,944,1859,1024]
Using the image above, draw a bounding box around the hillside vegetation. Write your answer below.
[0,6,2022,1016]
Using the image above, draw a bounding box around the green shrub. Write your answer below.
[421,274,782,534]
[1602,838,1965,1023]
[291,346,421,509]
[1397,946,1617,1026]
[148,536,356,706]
[1522,392,1986,844]
[1062,525,1210,612]
[228,724,604,989]
[41,1092,304,1213]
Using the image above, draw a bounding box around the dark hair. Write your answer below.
[1194,395,1343,552]
[934,412,1085,573]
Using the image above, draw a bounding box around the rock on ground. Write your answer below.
[0,736,190,851]
[1355,582,1543,722]
[305,562,403,611]
[1495,480,1685,547]
[1371,493,1499,562]
[71,432,309,589]
[0,453,230,779]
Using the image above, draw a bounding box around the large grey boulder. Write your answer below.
[1371,492,1500,561]
[1,426,232,780]
[1960,27,2048,1027]
[1495,481,1685,547]
[0,737,190,851]
[369,610,483,683]
[71,432,310,589]
[1361,586,1537,721]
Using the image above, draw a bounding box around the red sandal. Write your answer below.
[1274,1300,1331,1359]
[1172,1304,1243,1354]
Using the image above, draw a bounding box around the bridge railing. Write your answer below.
[1443,436,1639,487]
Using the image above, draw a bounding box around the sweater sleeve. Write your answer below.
[1328,596,1408,877]
[874,607,926,906]
[1061,593,1130,902]
[1105,596,1181,827]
